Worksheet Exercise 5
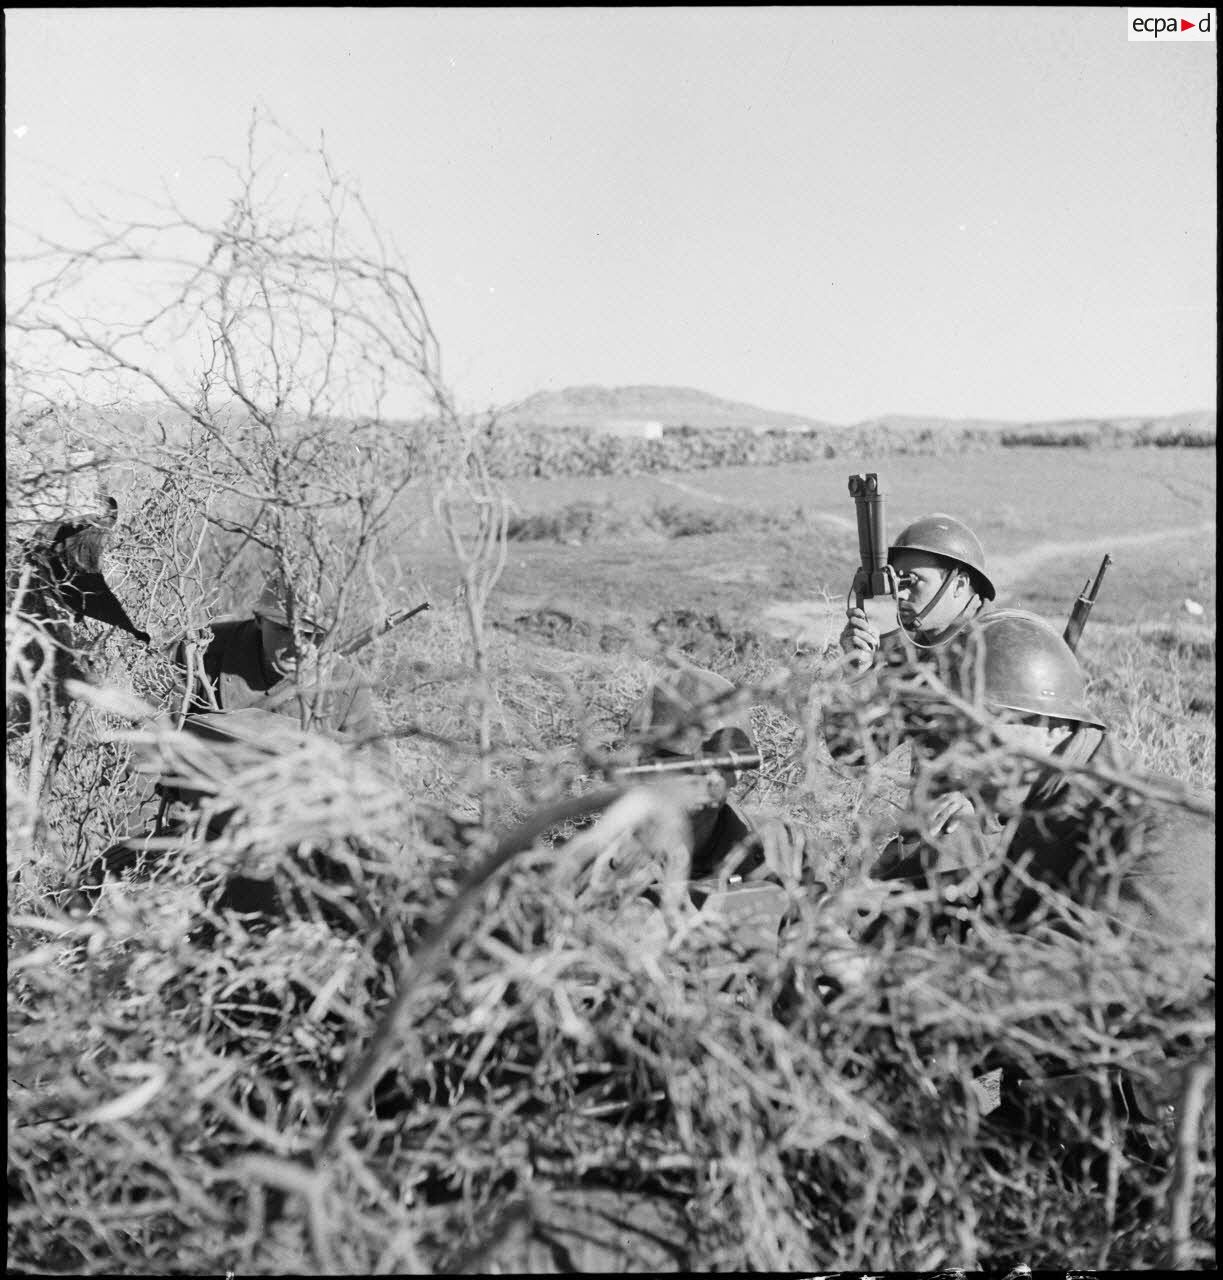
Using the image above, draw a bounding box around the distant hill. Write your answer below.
[495,386,1215,439]
[496,385,838,433]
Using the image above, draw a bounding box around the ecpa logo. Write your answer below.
[1128,7,1215,38]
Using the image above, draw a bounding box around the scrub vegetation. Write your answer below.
[7,120,1215,1273]
[473,411,1215,482]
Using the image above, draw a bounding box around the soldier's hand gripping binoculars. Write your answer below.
[847,472,898,607]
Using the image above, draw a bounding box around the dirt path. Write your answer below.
[650,474,857,531]
[986,519,1216,598]
[761,518,1216,646]
[649,475,737,505]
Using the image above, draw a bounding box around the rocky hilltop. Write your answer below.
[495,385,1216,440]
[497,385,837,432]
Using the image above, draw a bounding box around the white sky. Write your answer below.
[5,6,1217,423]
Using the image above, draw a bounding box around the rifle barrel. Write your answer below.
[613,750,763,778]
[1062,554,1111,654]
[339,600,430,656]
[1088,553,1113,601]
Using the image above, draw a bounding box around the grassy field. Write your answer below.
[383,441,1215,831]
[398,445,1215,647]
[8,435,1216,1273]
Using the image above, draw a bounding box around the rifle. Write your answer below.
[1062,555,1111,654]
[612,749,763,780]
[339,600,430,657]
[847,473,898,609]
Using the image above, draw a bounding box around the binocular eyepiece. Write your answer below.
[848,473,879,499]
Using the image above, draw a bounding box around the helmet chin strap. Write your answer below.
[901,569,978,650]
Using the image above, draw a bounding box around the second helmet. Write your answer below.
[959,608,1106,729]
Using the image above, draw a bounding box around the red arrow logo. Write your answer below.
[1180,18,1196,30]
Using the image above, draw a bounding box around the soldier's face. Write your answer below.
[258,615,324,677]
[892,550,971,632]
[992,715,1075,772]
[648,761,732,814]
[693,765,732,810]
[680,768,731,849]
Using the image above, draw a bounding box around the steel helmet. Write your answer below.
[959,608,1106,729]
[626,664,755,757]
[889,514,996,601]
[252,570,337,633]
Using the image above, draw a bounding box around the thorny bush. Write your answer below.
[7,510,1215,1272]
[475,416,1215,482]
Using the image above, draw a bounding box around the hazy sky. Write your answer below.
[5,7,1217,423]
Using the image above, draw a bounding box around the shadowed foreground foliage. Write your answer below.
[7,569,1215,1272]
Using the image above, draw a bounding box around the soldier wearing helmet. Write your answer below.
[179,569,384,742]
[623,663,809,886]
[91,565,393,894]
[864,607,1106,879]
[460,669,816,1274]
[828,608,1213,1177]
[823,513,998,851]
[872,609,1214,962]
[839,513,995,667]
[973,611,1212,956]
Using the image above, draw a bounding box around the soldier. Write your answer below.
[622,663,811,889]
[858,606,1107,886]
[177,569,385,744]
[970,611,1212,959]
[822,514,998,872]
[846,607,1215,1057]
[10,493,150,647]
[820,609,1213,1177]
[942,610,1211,1163]
[89,567,394,902]
[467,668,816,1273]
[7,492,149,750]
[871,606,1214,961]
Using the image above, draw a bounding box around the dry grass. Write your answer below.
[6,426,1215,1274]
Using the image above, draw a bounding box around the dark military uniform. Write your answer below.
[182,616,382,740]
[165,617,393,917]
[871,710,1214,971]
[91,613,390,898]
[861,625,1214,1172]
[990,735,1215,958]
[989,744,1213,1169]
[688,798,758,881]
